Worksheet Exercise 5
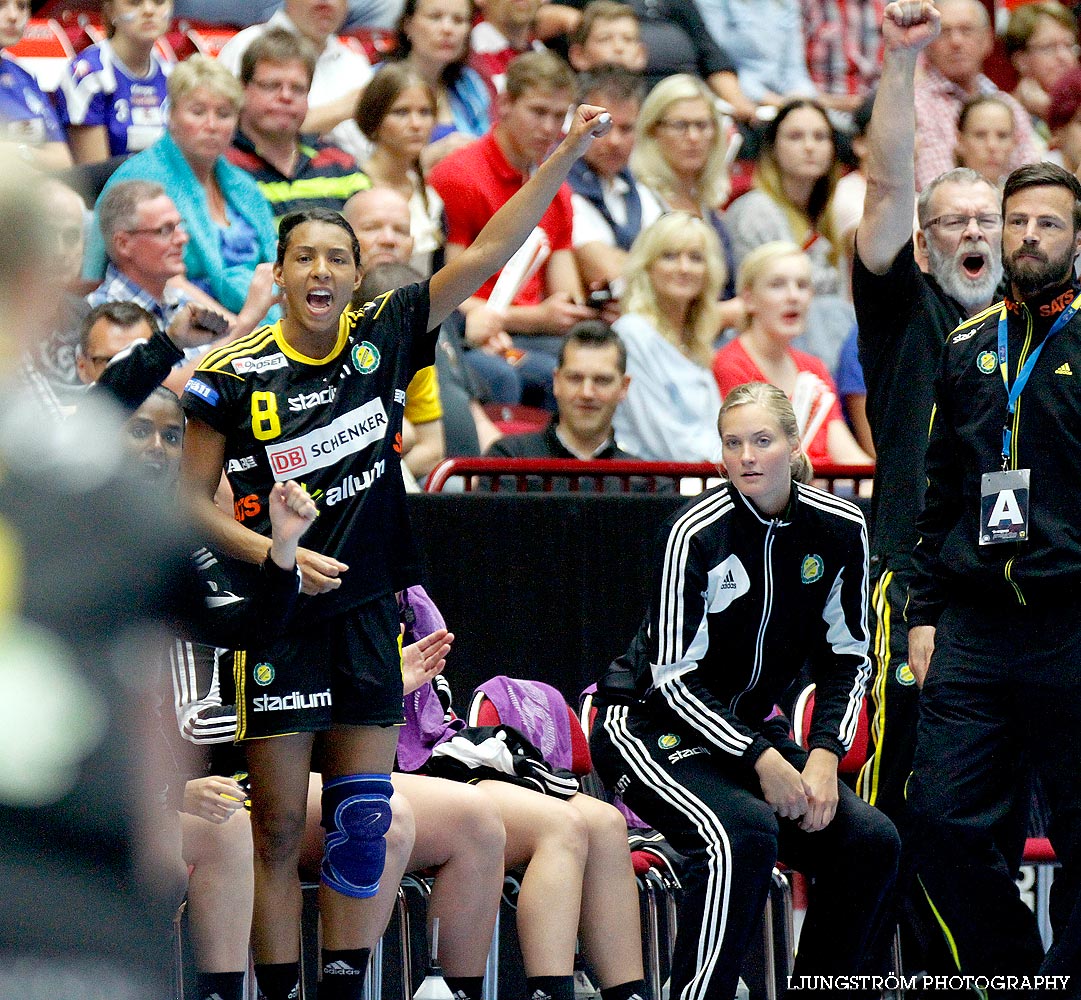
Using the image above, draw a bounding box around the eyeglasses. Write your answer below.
[924,213,1002,233]
[127,221,186,239]
[249,78,309,99]
[657,118,716,136]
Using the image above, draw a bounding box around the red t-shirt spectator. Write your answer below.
[429,130,574,305]
[712,337,844,469]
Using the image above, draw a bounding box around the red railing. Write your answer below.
[424,457,875,496]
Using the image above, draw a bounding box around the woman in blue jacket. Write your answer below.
[86,54,277,317]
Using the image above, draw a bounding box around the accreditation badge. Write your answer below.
[979,469,1030,546]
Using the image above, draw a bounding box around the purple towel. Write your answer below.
[398,681,463,773]
[474,676,573,770]
[399,585,445,642]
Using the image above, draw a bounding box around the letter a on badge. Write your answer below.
[988,489,1024,527]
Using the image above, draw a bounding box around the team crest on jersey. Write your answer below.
[254,662,275,686]
[800,554,824,584]
[658,734,680,750]
[977,351,997,374]
[896,663,916,686]
[352,341,381,374]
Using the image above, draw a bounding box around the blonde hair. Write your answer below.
[754,99,842,267]
[735,240,811,331]
[717,381,814,483]
[167,54,244,113]
[622,212,723,367]
[631,74,730,209]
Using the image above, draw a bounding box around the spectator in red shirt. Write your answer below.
[429,49,601,405]
[712,240,871,469]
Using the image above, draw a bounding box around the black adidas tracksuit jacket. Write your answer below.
[597,480,871,760]
[908,278,1081,626]
[591,481,897,1000]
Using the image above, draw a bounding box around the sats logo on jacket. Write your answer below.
[1040,289,1075,318]
[234,493,261,522]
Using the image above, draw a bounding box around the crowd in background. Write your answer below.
[15,0,1081,477]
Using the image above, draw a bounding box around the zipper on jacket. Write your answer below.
[733,521,776,711]
[1003,309,1033,604]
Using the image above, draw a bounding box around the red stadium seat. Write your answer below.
[467,678,593,776]
[792,682,870,777]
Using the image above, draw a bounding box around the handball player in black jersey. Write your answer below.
[180,103,614,1000]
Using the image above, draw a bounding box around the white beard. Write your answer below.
[926,237,1003,313]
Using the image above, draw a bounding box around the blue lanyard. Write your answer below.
[996,296,1080,465]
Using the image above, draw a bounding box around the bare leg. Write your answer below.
[318,724,401,951]
[182,807,254,972]
[566,794,644,987]
[398,773,506,977]
[247,732,316,963]
[477,781,588,976]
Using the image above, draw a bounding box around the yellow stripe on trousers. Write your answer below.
[234,649,247,740]
[857,570,893,805]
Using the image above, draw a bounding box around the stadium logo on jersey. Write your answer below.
[951,329,977,344]
[226,456,258,473]
[254,662,275,686]
[977,351,997,375]
[325,460,386,506]
[394,389,407,406]
[184,378,219,406]
[669,746,709,764]
[351,341,381,374]
[289,387,337,412]
[657,733,680,750]
[253,689,333,712]
[233,353,288,375]
[800,554,825,584]
[896,663,916,687]
[264,399,389,476]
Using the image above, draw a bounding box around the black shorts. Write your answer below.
[233,593,405,740]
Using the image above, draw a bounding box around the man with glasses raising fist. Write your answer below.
[853,0,1006,830]
[852,0,1017,980]
[90,180,278,349]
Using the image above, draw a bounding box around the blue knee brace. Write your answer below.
[321,773,393,899]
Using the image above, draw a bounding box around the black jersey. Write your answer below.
[597,481,870,771]
[853,240,966,569]
[182,282,433,623]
